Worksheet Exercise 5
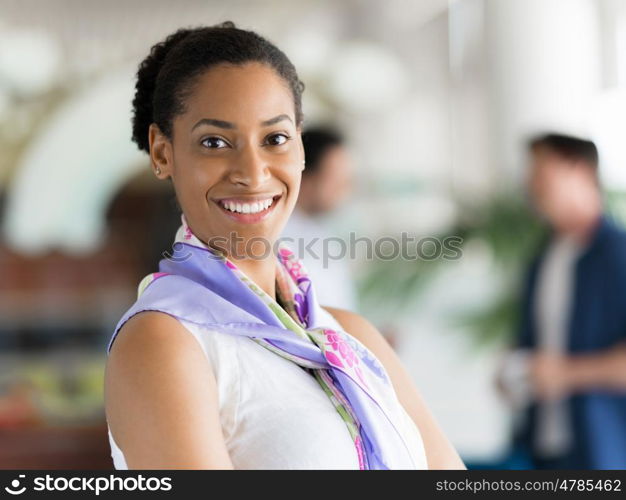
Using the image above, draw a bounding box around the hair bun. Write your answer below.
[131,21,303,156]
[131,28,197,152]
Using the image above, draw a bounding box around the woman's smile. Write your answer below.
[212,193,283,224]
[150,61,303,252]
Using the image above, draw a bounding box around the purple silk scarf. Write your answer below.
[106,216,418,469]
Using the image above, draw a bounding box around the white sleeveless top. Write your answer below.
[107,307,428,469]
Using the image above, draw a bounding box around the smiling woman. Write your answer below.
[103,21,464,470]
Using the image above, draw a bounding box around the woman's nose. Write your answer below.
[228,145,271,188]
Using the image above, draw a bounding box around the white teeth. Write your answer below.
[221,197,275,214]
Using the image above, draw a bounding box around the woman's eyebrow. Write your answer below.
[261,114,293,126]
[191,118,235,131]
[191,114,293,132]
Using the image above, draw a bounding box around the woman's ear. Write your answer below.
[296,127,305,171]
[148,123,173,179]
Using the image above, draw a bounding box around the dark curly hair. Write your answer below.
[131,21,305,153]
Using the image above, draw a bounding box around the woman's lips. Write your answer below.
[213,194,282,224]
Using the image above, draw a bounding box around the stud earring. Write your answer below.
[155,167,161,175]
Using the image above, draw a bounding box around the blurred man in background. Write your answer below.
[280,127,357,311]
[499,133,626,469]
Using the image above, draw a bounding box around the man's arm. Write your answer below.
[564,342,626,392]
[524,342,626,401]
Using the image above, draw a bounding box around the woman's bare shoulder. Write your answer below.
[105,311,233,469]
[108,311,189,356]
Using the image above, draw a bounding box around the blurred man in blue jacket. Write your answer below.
[499,133,626,469]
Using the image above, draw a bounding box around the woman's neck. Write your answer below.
[230,256,277,300]
[181,215,278,299]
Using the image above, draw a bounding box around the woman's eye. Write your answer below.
[201,137,228,149]
[266,133,290,146]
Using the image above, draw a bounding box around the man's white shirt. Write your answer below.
[503,235,582,458]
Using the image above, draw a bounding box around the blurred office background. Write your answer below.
[1,0,625,468]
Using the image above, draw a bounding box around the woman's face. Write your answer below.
[149,62,304,259]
